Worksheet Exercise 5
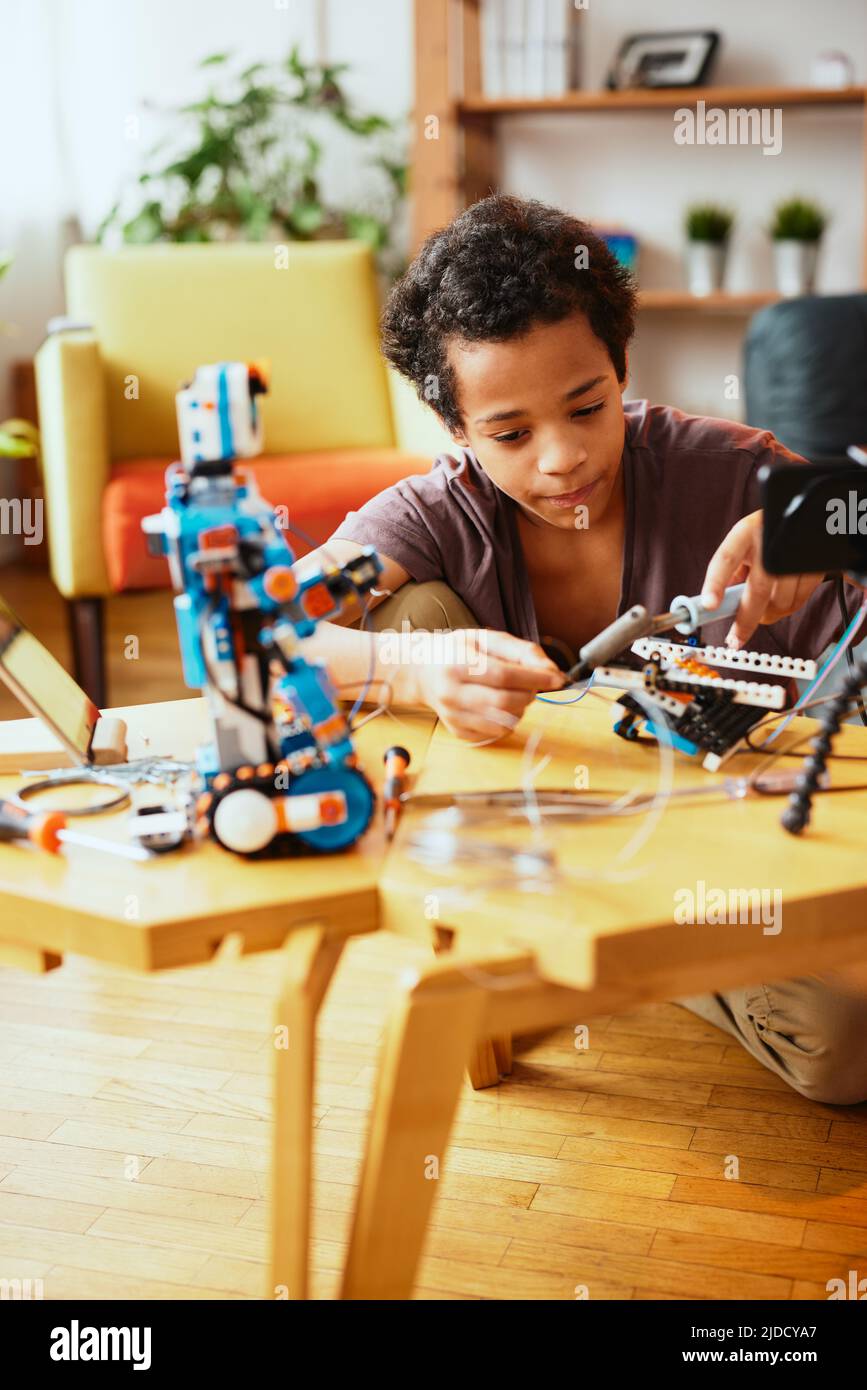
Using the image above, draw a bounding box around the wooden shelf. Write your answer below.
[638,290,781,314]
[412,2,867,286]
[460,85,867,117]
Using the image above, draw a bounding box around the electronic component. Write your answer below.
[567,586,818,772]
[593,663,787,709]
[604,639,800,769]
[631,638,817,680]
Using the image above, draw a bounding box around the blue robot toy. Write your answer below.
[142,362,381,857]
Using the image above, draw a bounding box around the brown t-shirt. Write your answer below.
[334,399,852,659]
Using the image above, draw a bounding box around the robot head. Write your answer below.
[176,362,269,473]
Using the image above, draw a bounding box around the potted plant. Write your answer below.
[684,205,734,296]
[99,48,408,274]
[769,197,827,297]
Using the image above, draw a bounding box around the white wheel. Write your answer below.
[212,788,279,854]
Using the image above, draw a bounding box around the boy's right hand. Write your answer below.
[416,629,565,742]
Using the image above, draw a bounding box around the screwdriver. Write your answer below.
[0,797,152,862]
[382,746,411,841]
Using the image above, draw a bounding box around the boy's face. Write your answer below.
[448,310,627,530]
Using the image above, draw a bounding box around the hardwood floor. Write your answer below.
[0,566,865,1300]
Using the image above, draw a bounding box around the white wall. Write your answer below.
[0,0,412,420]
[2,0,865,430]
[499,0,866,417]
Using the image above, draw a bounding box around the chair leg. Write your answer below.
[68,597,107,707]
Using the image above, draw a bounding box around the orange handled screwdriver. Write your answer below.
[382,746,411,842]
[0,796,151,862]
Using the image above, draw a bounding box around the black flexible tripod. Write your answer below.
[781,650,867,834]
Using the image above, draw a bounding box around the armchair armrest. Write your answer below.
[386,367,454,460]
[35,329,111,597]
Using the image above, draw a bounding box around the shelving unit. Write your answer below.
[412,0,867,299]
[459,85,867,116]
[638,291,781,314]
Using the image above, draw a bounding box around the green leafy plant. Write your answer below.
[98,47,407,265]
[0,257,39,460]
[769,197,827,242]
[685,205,734,243]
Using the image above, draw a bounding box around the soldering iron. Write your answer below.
[567,583,747,683]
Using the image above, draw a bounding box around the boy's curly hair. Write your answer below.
[381,195,638,433]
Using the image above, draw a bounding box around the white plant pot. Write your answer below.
[686,241,727,297]
[773,239,820,297]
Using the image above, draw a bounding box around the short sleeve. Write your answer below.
[331,475,446,584]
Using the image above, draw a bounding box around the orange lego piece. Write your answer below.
[301,583,333,620]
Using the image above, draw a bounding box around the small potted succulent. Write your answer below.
[769,197,828,297]
[684,205,734,296]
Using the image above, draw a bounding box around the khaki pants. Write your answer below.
[370,580,867,1105]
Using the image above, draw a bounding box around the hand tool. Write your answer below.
[567,583,748,682]
[0,796,152,861]
[382,745,411,840]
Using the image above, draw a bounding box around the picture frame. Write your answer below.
[606,30,721,91]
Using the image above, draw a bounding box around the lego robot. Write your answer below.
[142,362,382,857]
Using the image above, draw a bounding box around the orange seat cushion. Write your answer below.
[103,449,433,592]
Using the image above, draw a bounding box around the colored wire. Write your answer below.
[837,576,867,727]
[536,672,596,705]
[758,597,867,747]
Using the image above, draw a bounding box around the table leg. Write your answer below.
[341,961,487,1299]
[468,1036,500,1088]
[0,942,61,973]
[270,923,346,1302]
[492,1033,513,1075]
[432,925,511,1090]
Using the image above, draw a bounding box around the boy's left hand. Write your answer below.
[701,509,826,649]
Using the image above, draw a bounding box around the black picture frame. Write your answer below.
[606,30,721,91]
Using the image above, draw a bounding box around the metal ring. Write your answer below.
[14,776,131,816]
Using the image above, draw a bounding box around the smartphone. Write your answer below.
[759,460,867,577]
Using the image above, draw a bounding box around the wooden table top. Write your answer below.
[2,687,866,993]
[0,698,435,971]
[379,691,867,995]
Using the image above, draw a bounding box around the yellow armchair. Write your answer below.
[35,242,452,704]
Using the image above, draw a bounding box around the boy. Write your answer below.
[299,195,867,1103]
